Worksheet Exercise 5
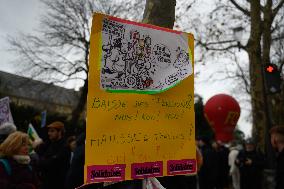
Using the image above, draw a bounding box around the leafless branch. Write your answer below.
[7,0,144,85]
[229,0,250,16]
[196,39,246,51]
[232,53,251,94]
[273,0,284,18]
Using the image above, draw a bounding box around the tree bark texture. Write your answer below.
[142,0,176,29]
[248,0,284,153]
[247,0,266,148]
[71,78,88,129]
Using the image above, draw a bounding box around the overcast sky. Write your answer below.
[0,0,252,137]
[0,0,42,72]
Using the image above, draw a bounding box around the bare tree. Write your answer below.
[7,0,145,128]
[193,0,284,168]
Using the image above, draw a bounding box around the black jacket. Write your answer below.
[65,133,87,189]
[37,138,71,189]
[198,144,219,189]
[236,150,265,189]
[216,145,230,189]
[0,158,40,189]
[275,149,284,189]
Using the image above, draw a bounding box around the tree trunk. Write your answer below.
[264,1,284,127]
[71,41,90,130]
[262,0,278,169]
[270,92,284,124]
[71,78,88,130]
[247,0,266,148]
[142,0,176,29]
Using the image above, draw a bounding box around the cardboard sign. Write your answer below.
[0,97,14,126]
[85,13,196,183]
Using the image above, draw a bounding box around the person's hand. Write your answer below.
[32,138,43,149]
[245,158,252,165]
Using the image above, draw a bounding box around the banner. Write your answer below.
[0,97,14,126]
[85,13,196,184]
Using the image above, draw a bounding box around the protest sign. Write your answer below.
[41,110,47,128]
[85,13,196,183]
[0,97,14,126]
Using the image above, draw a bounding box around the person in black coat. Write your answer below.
[270,126,284,189]
[35,121,71,189]
[213,141,230,189]
[235,139,264,189]
[65,132,104,189]
[197,137,219,189]
[65,133,84,189]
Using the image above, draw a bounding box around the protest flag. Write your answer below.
[27,123,40,141]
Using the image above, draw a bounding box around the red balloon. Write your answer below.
[204,94,241,142]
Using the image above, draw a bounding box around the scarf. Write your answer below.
[12,155,31,164]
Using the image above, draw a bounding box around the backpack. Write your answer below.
[0,158,32,176]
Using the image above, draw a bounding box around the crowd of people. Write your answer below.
[197,125,284,189]
[0,121,86,189]
[0,121,283,189]
[197,137,265,189]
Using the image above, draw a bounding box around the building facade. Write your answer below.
[0,71,79,118]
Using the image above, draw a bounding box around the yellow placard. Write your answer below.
[85,13,196,184]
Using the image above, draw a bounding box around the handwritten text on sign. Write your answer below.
[85,13,196,183]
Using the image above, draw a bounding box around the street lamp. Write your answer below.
[233,26,244,51]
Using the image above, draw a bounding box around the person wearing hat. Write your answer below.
[34,121,71,189]
[270,125,284,189]
[235,138,265,189]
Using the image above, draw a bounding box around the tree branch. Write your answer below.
[232,53,250,94]
[273,0,284,18]
[196,39,246,51]
[229,0,250,16]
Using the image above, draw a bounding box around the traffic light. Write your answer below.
[264,63,282,94]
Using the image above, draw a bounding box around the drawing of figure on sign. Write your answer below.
[101,19,127,78]
[100,17,193,93]
[174,47,192,78]
[126,31,153,89]
[164,47,192,86]
[126,31,152,75]
[102,36,127,78]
